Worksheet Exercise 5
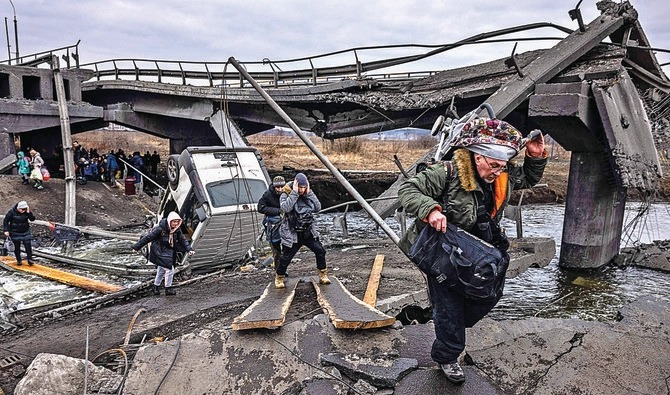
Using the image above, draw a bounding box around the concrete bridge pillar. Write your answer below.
[560,152,626,269]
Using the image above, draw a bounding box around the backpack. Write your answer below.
[286,210,314,232]
[263,215,282,243]
[408,222,508,301]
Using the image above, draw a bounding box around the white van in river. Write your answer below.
[156,146,270,273]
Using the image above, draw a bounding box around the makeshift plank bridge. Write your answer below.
[0,256,124,294]
[233,254,394,330]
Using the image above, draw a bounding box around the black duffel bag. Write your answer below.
[408,222,509,301]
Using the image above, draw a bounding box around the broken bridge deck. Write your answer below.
[312,276,395,329]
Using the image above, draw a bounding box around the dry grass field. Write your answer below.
[247,133,437,171]
[73,128,438,172]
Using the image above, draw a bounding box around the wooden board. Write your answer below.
[232,277,299,330]
[312,276,395,329]
[363,254,385,307]
[0,256,124,294]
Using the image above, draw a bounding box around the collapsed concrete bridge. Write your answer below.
[0,1,667,270]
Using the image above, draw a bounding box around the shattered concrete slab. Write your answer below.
[25,296,668,394]
[320,352,417,388]
[122,313,411,394]
[466,296,670,395]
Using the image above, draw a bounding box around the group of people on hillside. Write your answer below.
[14,142,162,188]
[67,141,161,184]
[8,115,548,386]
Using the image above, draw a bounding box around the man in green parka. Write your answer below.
[398,117,547,384]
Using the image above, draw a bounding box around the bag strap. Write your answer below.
[440,161,454,216]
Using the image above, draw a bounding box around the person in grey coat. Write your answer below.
[3,201,36,265]
[132,212,194,296]
[275,173,329,288]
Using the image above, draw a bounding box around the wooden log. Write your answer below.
[363,254,385,307]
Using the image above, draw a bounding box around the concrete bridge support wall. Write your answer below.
[560,152,626,268]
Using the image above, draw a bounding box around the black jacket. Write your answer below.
[258,187,282,217]
[133,218,192,269]
[3,205,36,240]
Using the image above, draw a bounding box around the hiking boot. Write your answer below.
[318,269,331,285]
[165,287,176,296]
[152,285,161,295]
[440,362,465,384]
[274,274,286,289]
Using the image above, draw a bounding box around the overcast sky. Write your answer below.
[2,0,668,76]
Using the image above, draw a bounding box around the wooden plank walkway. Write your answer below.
[0,256,124,294]
[232,277,299,330]
[363,254,385,307]
[312,276,395,329]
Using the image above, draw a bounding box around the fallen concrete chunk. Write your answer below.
[14,353,122,395]
[320,352,417,388]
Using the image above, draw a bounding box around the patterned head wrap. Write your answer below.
[449,118,523,161]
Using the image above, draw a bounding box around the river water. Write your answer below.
[315,202,670,322]
[1,203,669,328]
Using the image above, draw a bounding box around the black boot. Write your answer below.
[152,285,161,295]
[165,287,176,296]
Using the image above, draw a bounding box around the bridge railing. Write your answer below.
[0,41,81,68]
[69,22,572,88]
[76,54,438,88]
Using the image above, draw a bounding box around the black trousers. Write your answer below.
[427,276,501,364]
[13,239,33,263]
[270,241,282,266]
[276,231,326,276]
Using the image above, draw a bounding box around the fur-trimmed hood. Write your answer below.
[452,148,477,192]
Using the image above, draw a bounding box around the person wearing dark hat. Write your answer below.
[132,211,195,296]
[275,172,329,288]
[398,117,547,384]
[258,175,286,266]
[3,201,37,265]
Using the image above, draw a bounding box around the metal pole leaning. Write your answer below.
[228,57,400,245]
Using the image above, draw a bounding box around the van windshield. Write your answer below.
[206,179,267,208]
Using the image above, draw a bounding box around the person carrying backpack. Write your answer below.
[398,117,547,384]
[258,176,286,268]
[275,173,329,289]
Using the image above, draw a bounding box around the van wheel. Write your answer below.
[166,155,180,188]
